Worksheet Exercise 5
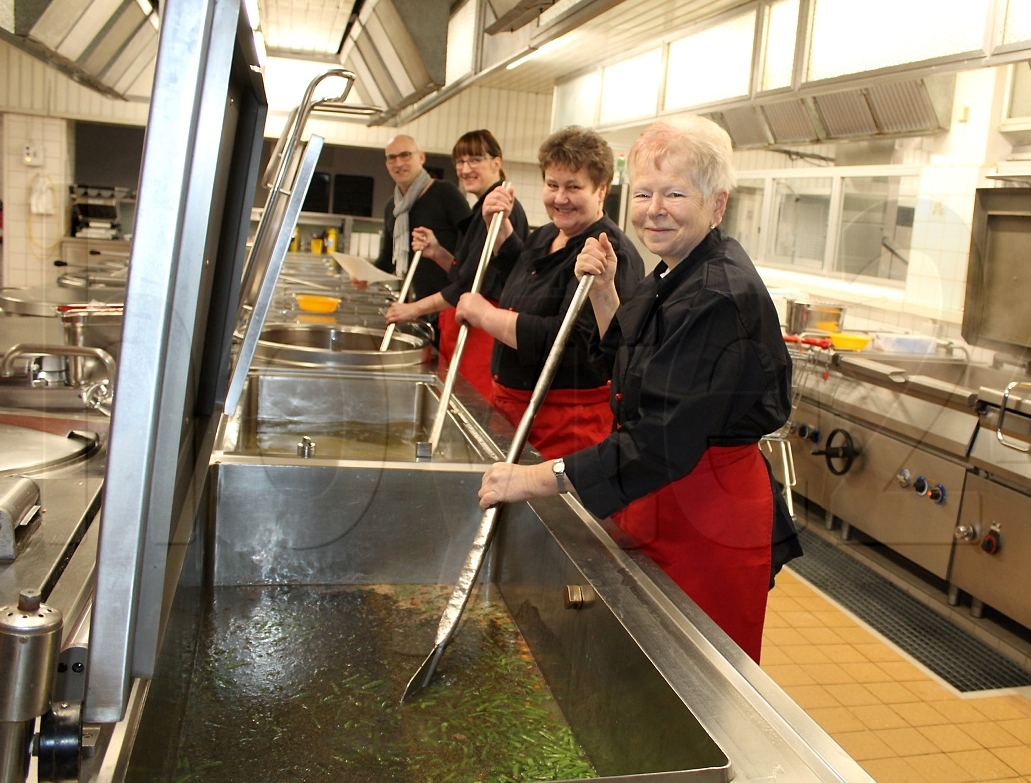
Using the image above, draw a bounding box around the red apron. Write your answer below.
[612,444,773,663]
[491,382,612,459]
[438,308,496,404]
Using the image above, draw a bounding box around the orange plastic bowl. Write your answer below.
[295,294,341,313]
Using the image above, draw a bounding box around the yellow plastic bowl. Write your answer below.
[295,294,341,313]
[830,333,871,351]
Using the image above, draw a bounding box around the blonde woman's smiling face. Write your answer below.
[629,157,726,267]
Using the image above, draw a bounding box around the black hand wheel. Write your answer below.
[812,428,858,476]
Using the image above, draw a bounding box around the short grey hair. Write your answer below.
[627,117,736,200]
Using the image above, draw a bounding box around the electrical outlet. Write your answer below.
[23,143,43,166]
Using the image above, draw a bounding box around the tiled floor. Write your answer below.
[763,564,1031,783]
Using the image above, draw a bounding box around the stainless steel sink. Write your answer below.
[253,323,432,370]
[219,370,490,463]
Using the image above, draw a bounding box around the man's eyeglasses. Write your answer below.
[385,150,415,163]
[454,155,495,169]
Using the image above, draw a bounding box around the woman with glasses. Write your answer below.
[385,129,529,401]
[455,126,645,458]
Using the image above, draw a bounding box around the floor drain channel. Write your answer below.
[787,527,1031,693]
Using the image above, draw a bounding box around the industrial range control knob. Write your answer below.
[981,522,1002,555]
[954,524,977,542]
[812,428,857,475]
[912,476,947,504]
[896,468,913,489]
[795,424,822,444]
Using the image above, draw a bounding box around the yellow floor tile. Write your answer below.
[962,721,1024,749]
[783,684,840,709]
[779,610,832,628]
[805,662,857,685]
[860,681,920,705]
[806,705,867,734]
[762,664,816,687]
[813,610,861,628]
[877,726,941,757]
[797,626,850,645]
[820,643,871,664]
[902,679,954,703]
[992,745,1031,777]
[917,723,983,753]
[891,700,951,727]
[762,611,790,628]
[757,645,792,666]
[903,753,975,783]
[776,644,833,664]
[851,703,910,730]
[824,682,883,707]
[834,729,896,761]
[766,594,809,612]
[934,698,1001,724]
[851,642,905,663]
[949,748,1019,780]
[862,756,933,783]
[972,698,1031,722]
[761,626,811,646]
[834,626,883,646]
[996,718,1031,745]
[877,660,931,683]
[846,661,896,684]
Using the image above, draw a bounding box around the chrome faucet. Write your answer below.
[1,343,117,388]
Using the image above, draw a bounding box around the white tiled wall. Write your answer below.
[2,113,69,288]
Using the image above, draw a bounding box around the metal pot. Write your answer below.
[254,323,432,369]
[785,300,845,335]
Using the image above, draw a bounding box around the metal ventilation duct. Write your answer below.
[339,0,447,124]
[761,99,820,144]
[719,106,772,148]
[809,76,953,140]
[484,0,557,34]
[0,0,159,100]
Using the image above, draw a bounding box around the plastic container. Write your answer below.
[830,333,871,351]
[870,334,937,355]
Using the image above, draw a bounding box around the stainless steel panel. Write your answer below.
[953,472,1031,628]
[87,0,267,723]
[964,188,1031,360]
[815,409,966,579]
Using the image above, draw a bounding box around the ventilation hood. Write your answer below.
[338,0,447,124]
[707,74,955,149]
[0,0,159,101]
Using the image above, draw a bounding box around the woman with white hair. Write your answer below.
[476,117,800,663]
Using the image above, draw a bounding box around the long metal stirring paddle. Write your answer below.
[416,189,509,459]
[402,273,595,703]
[378,249,423,352]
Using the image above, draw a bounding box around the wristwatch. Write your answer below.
[552,458,569,493]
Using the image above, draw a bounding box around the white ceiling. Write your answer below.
[256,0,749,98]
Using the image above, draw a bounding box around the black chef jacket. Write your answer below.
[565,227,795,518]
[490,215,645,391]
[439,181,530,306]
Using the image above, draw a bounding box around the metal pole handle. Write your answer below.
[379,250,423,352]
[419,192,509,457]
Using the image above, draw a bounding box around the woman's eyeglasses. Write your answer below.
[454,155,495,169]
[385,150,415,163]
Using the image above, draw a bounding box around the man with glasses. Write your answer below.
[374,135,470,319]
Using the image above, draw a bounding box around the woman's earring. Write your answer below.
[709,222,717,231]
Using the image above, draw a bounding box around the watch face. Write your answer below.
[553,459,565,474]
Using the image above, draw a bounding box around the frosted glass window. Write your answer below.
[1003,0,1031,44]
[808,0,990,82]
[554,70,601,129]
[600,49,661,125]
[836,176,919,282]
[760,0,799,91]
[771,178,831,271]
[446,0,477,85]
[665,11,756,110]
[724,179,765,256]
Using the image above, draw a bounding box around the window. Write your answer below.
[771,177,831,270]
[835,175,919,281]
[723,179,765,256]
